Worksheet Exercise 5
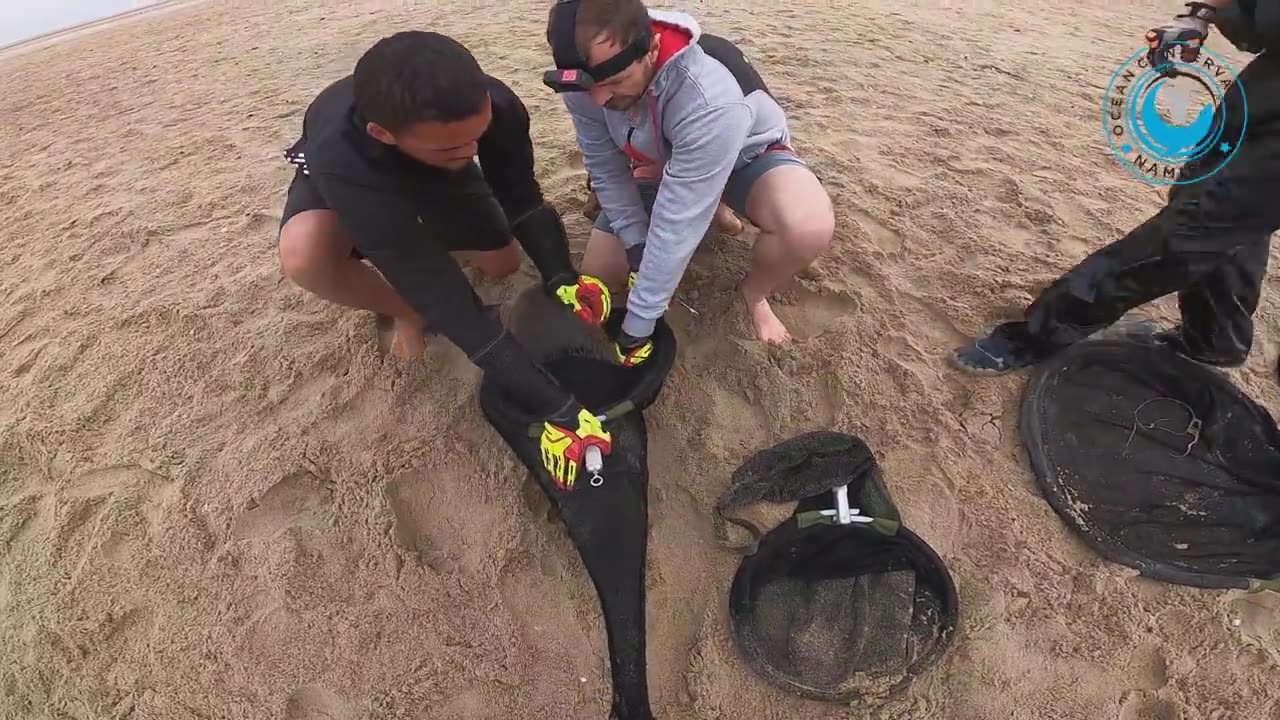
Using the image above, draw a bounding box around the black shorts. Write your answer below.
[279,167,328,229]
[277,166,514,259]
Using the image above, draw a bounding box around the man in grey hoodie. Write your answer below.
[544,0,835,363]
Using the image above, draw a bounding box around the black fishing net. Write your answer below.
[718,432,959,703]
[479,289,676,720]
[714,432,896,552]
[1020,338,1280,592]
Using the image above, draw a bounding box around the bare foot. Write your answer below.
[714,203,743,236]
[375,313,395,355]
[740,290,792,344]
[388,315,427,360]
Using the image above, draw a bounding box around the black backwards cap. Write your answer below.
[543,0,653,92]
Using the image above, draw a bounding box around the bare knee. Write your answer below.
[471,244,521,280]
[779,208,835,261]
[486,252,521,279]
[747,166,835,262]
[581,229,630,291]
[278,211,348,284]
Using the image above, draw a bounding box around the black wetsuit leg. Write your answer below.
[995,53,1280,364]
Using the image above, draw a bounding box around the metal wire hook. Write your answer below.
[1123,397,1202,458]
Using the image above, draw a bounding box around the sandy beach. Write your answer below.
[1,0,1277,718]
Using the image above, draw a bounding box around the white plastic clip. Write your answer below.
[584,446,604,487]
[835,484,852,524]
[817,484,875,524]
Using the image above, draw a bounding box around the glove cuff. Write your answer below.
[618,331,650,350]
[545,398,583,427]
[543,271,580,293]
[1180,2,1216,22]
[512,204,577,288]
[624,243,647,272]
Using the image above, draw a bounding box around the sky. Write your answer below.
[0,1,163,48]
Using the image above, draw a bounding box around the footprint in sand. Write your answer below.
[383,468,504,576]
[8,338,52,378]
[1126,643,1170,692]
[284,685,351,720]
[497,554,602,690]
[873,162,924,191]
[0,493,51,547]
[1118,694,1182,720]
[898,294,969,345]
[244,211,278,239]
[0,309,39,347]
[1226,593,1280,665]
[270,375,338,418]
[166,220,216,244]
[705,382,773,457]
[850,209,903,252]
[68,464,169,500]
[773,287,861,341]
[231,470,331,540]
[439,687,506,720]
[56,501,103,552]
[55,465,180,562]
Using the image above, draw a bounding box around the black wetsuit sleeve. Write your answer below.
[478,78,577,287]
[311,171,574,419]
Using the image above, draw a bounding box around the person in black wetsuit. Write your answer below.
[951,0,1280,374]
[276,31,614,489]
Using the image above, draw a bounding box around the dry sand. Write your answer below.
[1,0,1278,718]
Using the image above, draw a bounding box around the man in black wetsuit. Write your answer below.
[276,31,613,489]
[950,1,1280,374]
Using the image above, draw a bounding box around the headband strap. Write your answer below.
[546,0,652,84]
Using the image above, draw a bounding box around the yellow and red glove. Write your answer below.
[613,331,654,368]
[539,407,613,491]
[553,274,612,326]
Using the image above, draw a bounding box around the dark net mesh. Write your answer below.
[721,433,959,703]
[479,289,676,720]
[714,431,897,552]
[1020,338,1280,591]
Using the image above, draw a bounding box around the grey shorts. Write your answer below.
[591,148,809,236]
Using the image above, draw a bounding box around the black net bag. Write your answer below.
[1020,338,1280,593]
[478,290,677,720]
[716,432,959,703]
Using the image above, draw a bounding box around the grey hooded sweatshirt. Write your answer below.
[562,10,791,339]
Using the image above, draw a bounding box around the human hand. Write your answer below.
[1146,2,1216,71]
[625,244,646,291]
[539,406,613,491]
[613,331,654,368]
[552,274,612,325]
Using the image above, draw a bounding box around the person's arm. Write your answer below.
[478,80,577,287]
[562,92,650,250]
[312,171,574,419]
[621,101,752,339]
